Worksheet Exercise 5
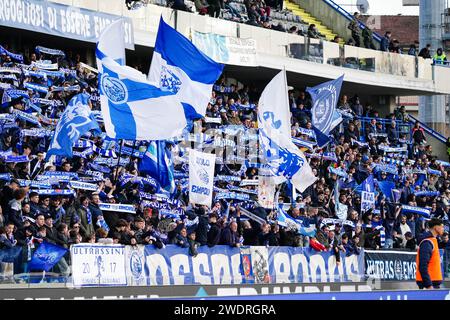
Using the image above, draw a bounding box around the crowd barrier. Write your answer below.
[2,245,449,286]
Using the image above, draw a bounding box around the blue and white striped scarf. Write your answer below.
[35,46,65,57]
[401,205,431,218]
[414,191,440,197]
[0,45,24,62]
[24,82,49,94]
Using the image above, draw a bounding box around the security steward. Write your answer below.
[433,48,447,65]
[416,218,445,289]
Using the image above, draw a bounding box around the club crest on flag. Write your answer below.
[198,167,210,184]
[160,65,182,94]
[130,250,144,279]
[312,85,337,130]
[100,74,128,104]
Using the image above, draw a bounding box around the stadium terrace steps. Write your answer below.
[284,0,341,43]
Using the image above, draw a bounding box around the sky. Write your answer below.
[332,0,420,16]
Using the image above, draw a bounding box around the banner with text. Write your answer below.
[0,0,134,49]
[71,244,127,287]
[189,149,216,206]
[192,30,257,66]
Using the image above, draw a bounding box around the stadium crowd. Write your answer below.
[0,40,450,279]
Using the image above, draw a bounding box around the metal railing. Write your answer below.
[408,114,448,144]
[355,116,413,143]
[321,0,383,43]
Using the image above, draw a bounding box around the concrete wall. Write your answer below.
[44,0,450,95]
[295,0,353,43]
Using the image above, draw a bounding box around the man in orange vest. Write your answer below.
[416,218,445,289]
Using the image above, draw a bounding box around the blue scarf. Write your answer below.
[35,46,65,58]
[0,45,24,62]
[84,206,92,225]
[215,192,251,201]
[24,82,49,94]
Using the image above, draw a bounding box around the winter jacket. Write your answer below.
[207,223,222,247]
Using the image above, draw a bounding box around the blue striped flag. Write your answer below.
[139,141,175,193]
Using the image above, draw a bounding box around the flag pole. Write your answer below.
[114,139,123,184]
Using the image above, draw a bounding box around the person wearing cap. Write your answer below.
[416,218,445,289]
[227,106,242,125]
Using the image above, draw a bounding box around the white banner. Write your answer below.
[361,191,375,213]
[192,31,257,66]
[189,149,216,206]
[258,176,276,209]
[240,179,259,186]
[98,203,136,214]
[69,180,98,191]
[71,244,127,286]
[125,245,146,286]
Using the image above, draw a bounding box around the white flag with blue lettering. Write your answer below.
[96,19,220,140]
[148,17,224,122]
[189,149,216,207]
[258,71,317,193]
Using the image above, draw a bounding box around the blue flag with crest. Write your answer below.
[148,17,224,123]
[97,19,223,141]
[46,93,101,159]
[307,75,344,135]
[28,242,68,272]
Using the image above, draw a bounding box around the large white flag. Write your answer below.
[96,20,185,140]
[258,71,317,193]
[189,149,216,206]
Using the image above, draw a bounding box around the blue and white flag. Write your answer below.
[277,206,316,237]
[97,20,200,140]
[307,75,344,135]
[328,166,348,179]
[189,149,216,206]
[258,71,316,192]
[148,17,224,125]
[139,141,175,193]
[46,93,101,159]
[361,175,375,193]
[28,242,68,272]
